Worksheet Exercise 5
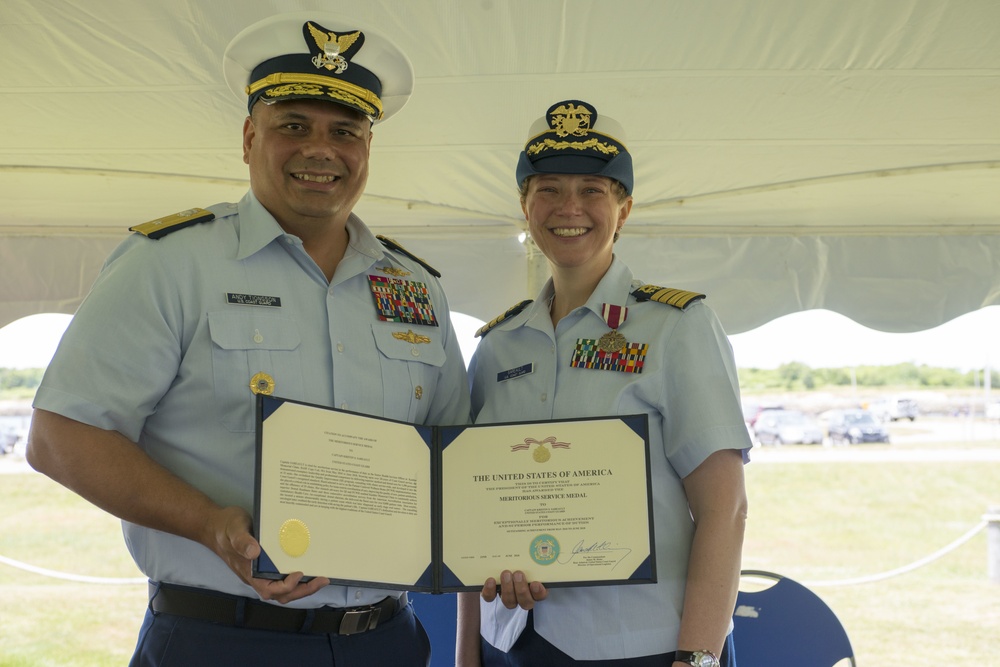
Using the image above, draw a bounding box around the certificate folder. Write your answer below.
[253,394,655,593]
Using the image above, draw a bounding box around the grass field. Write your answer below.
[1,426,998,665]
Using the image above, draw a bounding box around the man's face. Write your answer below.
[242,99,372,232]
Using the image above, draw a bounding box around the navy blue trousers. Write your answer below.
[481,612,737,666]
[129,598,431,666]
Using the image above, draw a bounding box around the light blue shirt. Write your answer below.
[34,191,471,608]
[470,256,750,660]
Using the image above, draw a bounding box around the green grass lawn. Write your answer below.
[2,436,999,665]
[0,472,147,666]
[741,443,1000,664]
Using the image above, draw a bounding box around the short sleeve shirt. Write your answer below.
[33,191,471,608]
[469,257,750,659]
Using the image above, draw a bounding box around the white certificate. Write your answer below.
[253,395,654,592]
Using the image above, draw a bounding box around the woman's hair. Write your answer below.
[519,176,630,204]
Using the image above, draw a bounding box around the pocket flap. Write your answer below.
[208,311,301,351]
[371,324,446,367]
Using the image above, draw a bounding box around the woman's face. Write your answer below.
[522,174,632,275]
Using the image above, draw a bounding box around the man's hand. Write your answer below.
[206,506,330,604]
[482,570,547,610]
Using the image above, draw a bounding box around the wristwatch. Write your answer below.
[675,649,720,667]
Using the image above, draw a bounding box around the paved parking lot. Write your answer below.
[752,417,1000,462]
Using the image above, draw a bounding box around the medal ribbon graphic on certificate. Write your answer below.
[570,303,649,373]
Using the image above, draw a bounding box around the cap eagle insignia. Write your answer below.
[305,22,364,73]
[548,102,595,138]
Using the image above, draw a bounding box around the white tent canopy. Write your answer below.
[2,0,998,335]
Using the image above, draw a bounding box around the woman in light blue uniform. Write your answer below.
[456,100,750,667]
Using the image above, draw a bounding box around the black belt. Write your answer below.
[149,582,402,635]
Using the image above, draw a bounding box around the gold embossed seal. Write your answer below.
[279,519,311,557]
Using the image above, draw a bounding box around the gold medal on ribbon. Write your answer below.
[250,372,275,395]
[597,330,627,354]
[597,303,629,353]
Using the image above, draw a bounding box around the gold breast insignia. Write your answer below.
[393,330,431,344]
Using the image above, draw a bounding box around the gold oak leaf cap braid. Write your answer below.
[223,12,414,123]
[515,99,634,194]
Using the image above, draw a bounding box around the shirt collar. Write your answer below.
[235,191,288,260]
[519,255,637,333]
[235,191,385,269]
[583,255,637,316]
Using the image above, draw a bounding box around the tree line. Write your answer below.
[739,361,999,392]
[2,363,998,399]
[0,368,45,399]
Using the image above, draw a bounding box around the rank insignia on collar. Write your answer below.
[368,275,439,327]
[570,338,649,374]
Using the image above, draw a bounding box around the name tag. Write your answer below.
[226,293,282,307]
[497,363,534,383]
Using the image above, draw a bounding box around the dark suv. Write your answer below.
[827,409,890,444]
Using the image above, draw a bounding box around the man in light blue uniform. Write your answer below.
[27,12,469,666]
[457,101,750,667]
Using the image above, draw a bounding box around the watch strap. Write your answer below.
[675,649,720,667]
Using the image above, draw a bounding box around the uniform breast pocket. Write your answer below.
[371,324,446,423]
[208,311,304,432]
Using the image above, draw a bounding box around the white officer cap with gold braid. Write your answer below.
[516,100,633,194]
[223,12,414,123]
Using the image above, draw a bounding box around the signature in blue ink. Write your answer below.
[559,540,633,570]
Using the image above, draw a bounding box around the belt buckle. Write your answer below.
[339,606,382,635]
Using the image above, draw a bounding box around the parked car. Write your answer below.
[745,404,785,428]
[870,397,919,422]
[0,430,17,455]
[752,409,824,445]
[826,409,890,444]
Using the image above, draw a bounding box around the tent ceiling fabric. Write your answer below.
[1,0,998,334]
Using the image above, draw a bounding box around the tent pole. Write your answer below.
[523,236,550,299]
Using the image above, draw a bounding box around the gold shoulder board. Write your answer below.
[130,208,215,239]
[377,235,441,278]
[630,284,706,309]
[475,299,533,338]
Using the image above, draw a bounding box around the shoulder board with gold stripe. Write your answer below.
[630,284,706,309]
[377,235,441,278]
[129,208,215,239]
[475,299,533,338]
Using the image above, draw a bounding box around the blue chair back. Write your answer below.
[733,570,855,667]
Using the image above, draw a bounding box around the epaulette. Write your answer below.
[631,284,706,310]
[129,208,215,239]
[475,299,533,338]
[377,235,441,278]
